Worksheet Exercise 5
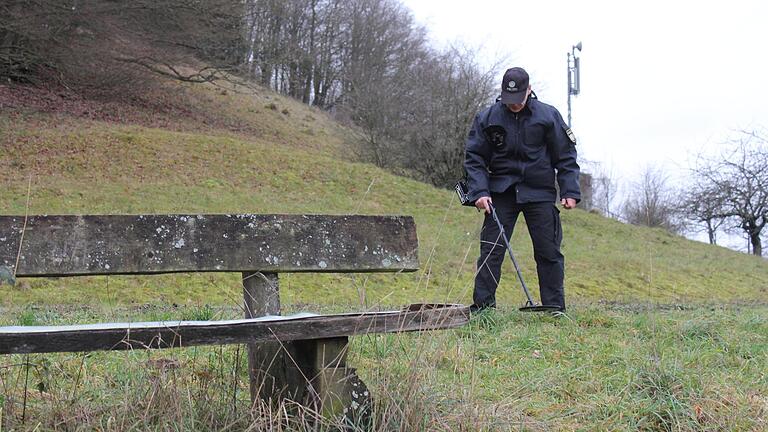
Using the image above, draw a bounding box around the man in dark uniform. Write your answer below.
[464,67,580,313]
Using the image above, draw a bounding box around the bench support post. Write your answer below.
[241,272,372,422]
[242,271,292,404]
[296,337,372,425]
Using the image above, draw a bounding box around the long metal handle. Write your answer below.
[489,202,535,306]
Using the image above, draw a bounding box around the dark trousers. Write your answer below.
[473,189,566,311]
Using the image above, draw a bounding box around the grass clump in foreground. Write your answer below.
[1,303,766,431]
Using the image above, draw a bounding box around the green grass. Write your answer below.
[447,306,767,430]
[1,80,767,430]
[0,303,765,430]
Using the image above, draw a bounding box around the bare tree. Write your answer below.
[679,177,728,245]
[593,164,620,219]
[336,0,430,167]
[399,45,500,187]
[204,0,504,186]
[689,131,768,256]
[622,166,684,234]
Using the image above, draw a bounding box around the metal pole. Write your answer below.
[489,203,536,306]
[567,52,572,128]
[567,42,581,129]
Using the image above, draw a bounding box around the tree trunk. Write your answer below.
[750,232,762,256]
[706,220,716,245]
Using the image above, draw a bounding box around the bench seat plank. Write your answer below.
[0,304,469,354]
[0,214,418,277]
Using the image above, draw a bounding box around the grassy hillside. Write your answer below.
[1,81,767,309]
[0,80,766,431]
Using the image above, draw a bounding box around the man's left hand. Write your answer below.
[561,198,577,209]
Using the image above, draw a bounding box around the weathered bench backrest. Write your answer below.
[0,214,418,277]
[0,213,467,413]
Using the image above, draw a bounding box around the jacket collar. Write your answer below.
[496,97,535,116]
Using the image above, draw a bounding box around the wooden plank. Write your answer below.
[0,214,419,277]
[0,305,469,355]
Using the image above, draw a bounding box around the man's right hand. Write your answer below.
[475,196,492,214]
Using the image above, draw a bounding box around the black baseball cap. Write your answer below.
[500,67,529,104]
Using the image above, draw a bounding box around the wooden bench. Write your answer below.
[0,214,469,420]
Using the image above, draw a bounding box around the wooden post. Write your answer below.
[307,337,372,423]
[242,271,280,317]
[241,272,372,418]
[242,271,289,404]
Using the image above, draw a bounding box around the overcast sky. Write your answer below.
[402,0,768,250]
[403,0,768,179]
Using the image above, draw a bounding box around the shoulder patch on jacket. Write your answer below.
[565,127,577,144]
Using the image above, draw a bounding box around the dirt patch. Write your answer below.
[0,82,260,136]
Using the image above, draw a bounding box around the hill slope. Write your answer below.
[1,80,766,308]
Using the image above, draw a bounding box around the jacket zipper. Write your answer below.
[515,113,526,193]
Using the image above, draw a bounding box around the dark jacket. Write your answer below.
[464,96,581,204]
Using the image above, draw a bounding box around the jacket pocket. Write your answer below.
[522,123,547,161]
[524,123,546,148]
